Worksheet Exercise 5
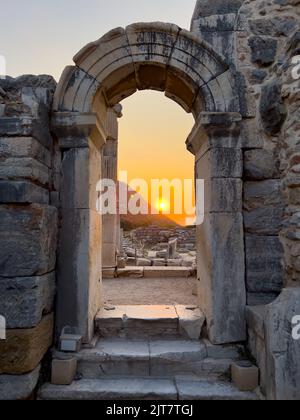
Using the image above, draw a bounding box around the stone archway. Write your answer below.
[52,22,246,345]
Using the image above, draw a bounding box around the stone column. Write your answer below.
[52,112,105,343]
[187,112,246,344]
[102,105,122,269]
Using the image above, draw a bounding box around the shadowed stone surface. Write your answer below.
[0,365,41,400]
[0,205,57,277]
[176,377,258,400]
[0,272,55,328]
[39,378,178,400]
[0,181,49,204]
[249,36,277,65]
[260,79,286,135]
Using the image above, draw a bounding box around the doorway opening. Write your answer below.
[102,90,197,308]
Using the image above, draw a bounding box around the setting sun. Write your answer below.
[156,199,169,213]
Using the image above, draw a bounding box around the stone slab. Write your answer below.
[0,365,40,400]
[56,208,101,343]
[0,181,49,204]
[143,267,190,278]
[0,157,49,186]
[244,150,280,180]
[150,339,207,377]
[39,378,178,400]
[265,288,300,400]
[60,143,101,211]
[117,268,144,278]
[0,137,51,168]
[203,339,243,360]
[77,338,150,378]
[0,204,57,277]
[197,212,246,344]
[0,117,52,149]
[0,272,55,329]
[96,305,180,339]
[245,235,283,294]
[196,147,243,179]
[176,378,258,400]
[0,314,53,374]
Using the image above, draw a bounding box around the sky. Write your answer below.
[0,0,197,225]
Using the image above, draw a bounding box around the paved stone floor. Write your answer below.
[103,277,198,306]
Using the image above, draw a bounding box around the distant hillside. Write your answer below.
[118,182,179,231]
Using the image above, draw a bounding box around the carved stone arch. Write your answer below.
[52,22,246,345]
[53,23,240,117]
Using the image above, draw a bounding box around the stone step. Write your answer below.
[74,338,242,380]
[115,267,192,278]
[39,377,258,400]
[95,305,205,339]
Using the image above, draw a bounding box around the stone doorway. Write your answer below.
[52,22,246,346]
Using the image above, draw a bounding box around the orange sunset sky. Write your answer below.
[1,0,197,225]
[118,91,195,226]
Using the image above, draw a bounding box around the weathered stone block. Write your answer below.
[231,361,259,392]
[0,205,57,277]
[57,208,101,343]
[0,365,40,400]
[175,305,205,340]
[0,272,55,328]
[0,117,52,149]
[196,148,243,179]
[61,142,101,211]
[249,37,277,66]
[0,181,49,204]
[192,0,244,19]
[0,314,53,375]
[247,292,280,306]
[246,306,267,394]
[260,79,286,135]
[244,207,284,235]
[51,358,77,386]
[249,17,297,37]
[244,150,280,180]
[0,157,49,186]
[0,137,51,167]
[136,258,152,267]
[204,178,242,212]
[244,180,282,211]
[265,288,300,400]
[245,235,283,294]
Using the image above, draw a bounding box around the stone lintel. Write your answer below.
[51,112,106,150]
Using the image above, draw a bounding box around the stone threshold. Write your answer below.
[95,305,205,340]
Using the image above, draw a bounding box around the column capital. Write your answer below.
[186,112,242,157]
[51,112,106,149]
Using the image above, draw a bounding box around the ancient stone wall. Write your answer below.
[238,0,298,305]
[192,0,299,305]
[131,226,196,251]
[0,76,58,399]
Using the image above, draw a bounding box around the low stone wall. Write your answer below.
[130,226,196,251]
[0,76,58,399]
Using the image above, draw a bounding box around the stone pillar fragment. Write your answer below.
[187,112,246,344]
[52,112,105,343]
[102,105,122,268]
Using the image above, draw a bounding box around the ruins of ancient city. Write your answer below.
[0,0,300,402]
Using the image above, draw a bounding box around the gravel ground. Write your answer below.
[103,277,198,306]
